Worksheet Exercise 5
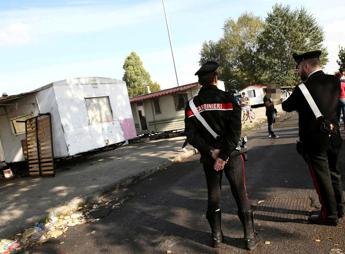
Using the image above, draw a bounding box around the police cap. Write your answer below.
[195,61,219,76]
[292,50,322,66]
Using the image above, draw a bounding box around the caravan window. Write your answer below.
[85,96,113,125]
[174,93,188,111]
[11,114,34,135]
[247,90,256,98]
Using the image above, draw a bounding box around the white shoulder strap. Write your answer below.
[189,99,220,139]
[298,83,323,119]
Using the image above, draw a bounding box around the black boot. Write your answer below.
[206,209,223,248]
[238,210,259,251]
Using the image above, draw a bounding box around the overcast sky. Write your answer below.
[0,0,344,95]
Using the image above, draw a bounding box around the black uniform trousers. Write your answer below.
[305,146,345,219]
[266,110,276,136]
[202,154,250,213]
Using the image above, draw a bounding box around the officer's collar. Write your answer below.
[304,69,323,82]
[308,68,323,78]
[200,84,218,91]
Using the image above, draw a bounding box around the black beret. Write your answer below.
[195,61,219,76]
[292,50,321,65]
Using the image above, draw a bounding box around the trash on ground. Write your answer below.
[0,239,21,254]
[329,249,344,254]
[21,223,46,245]
[17,210,87,248]
[3,169,14,179]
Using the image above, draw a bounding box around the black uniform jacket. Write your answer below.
[282,70,342,150]
[184,84,241,162]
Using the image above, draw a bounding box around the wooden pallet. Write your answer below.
[25,114,55,176]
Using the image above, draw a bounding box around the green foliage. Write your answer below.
[149,82,161,93]
[199,5,327,89]
[122,52,160,97]
[337,46,345,70]
[257,4,327,87]
[200,13,264,90]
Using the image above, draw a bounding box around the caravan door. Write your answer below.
[247,88,265,106]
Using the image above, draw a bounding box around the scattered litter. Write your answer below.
[50,216,59,224]
[330,249,344,254]
[3,169,14,179]
[257,200,265,205]
[167,250,172,254]
[264,241,271,245]
[21,223,46,245]
[0,162,14,180]
[0,239,21,254]
[31,223,46,240]
[48,229,64,239]
[315,239,321,243]
[15,210,87,249]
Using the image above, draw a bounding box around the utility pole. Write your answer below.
[161,0,180,86]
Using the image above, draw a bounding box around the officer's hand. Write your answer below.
[214,158,226,171]
[210,149,220,160]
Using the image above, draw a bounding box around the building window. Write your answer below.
[85,96,113,125]
[11,114,34,135]
[247,90,256,98]
[174,93,188,111]
[153,98,161,114]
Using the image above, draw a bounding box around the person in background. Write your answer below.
[337,68,345,129]
[184,61,259,250]
[240,92,252,122]
[263,89,278,138]
[339,68,345,81]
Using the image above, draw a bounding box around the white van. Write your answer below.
[239,85,267,106]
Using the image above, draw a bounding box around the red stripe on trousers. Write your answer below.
[240,154,249,202]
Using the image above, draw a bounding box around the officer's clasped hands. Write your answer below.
[210,149,228,171]
[214,158,227,171]
[210,149,220,160]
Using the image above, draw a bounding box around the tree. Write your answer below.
[337,46,345,70]
[257,4,327,87]
[200,13,264,90]
[149,82,160,93]
[122,52,160,97]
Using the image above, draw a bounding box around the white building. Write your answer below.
[239,85,283,106]
[239,85,267,106]
[130,81,225,134]
[0,77,136,163]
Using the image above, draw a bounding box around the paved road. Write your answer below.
[26,114,345,254]
[0,135,195,239]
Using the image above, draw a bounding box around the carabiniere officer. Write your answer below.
[282,50,345,225]
[184,61,259,250]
